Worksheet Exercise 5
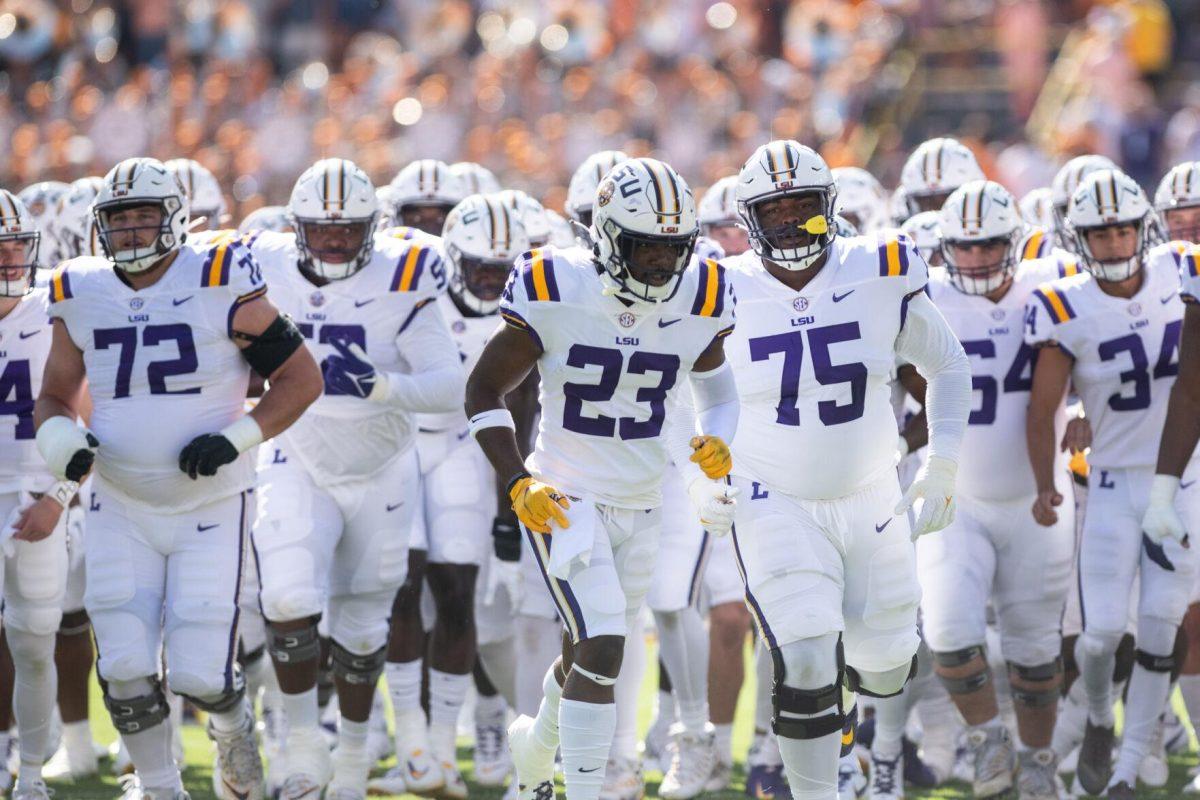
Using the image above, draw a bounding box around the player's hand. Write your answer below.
[1031,487,1063,527]
[178,434,240,479]
[36,418,98,482]
[687,478,740,537]
[1060,416,1092,453]
[689,435,732,480]
[509,476,570,534]
[323,340,388,401]
[492,515,522,561]
[11,496,64,543]
[1142,475,1189,547]
[483,553,522,607]
[896,455,957,540]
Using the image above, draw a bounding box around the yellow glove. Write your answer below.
[509,475,571,534]
[690,435,732,480]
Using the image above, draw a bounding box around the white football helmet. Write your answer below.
[888,186,910,227]
[901,211,943,267]
[165,158,227,230]
[592,158,697,302]
[833,214,859,237]
[1019,187,1054,229]
[50,176,103,263]
[1067,168,1154,282]
[288,158,379,281]
[899,137,985,216]
[389,159,465,234]
[443,194,531,315]
[238,205,291,235]
[17,181,68,267]
[832,167,887,234]
[736,140,837,271]
[544,208,577,248]
[0,190,41,297]
[93,158,189,274]
[1051,154,1118,249]
[566,150,630,226]
[450,162,502,196]
[694,235,726,263]
[493,189,551,248]
[697,175,740,232]
[938,180,1022,295]
[1154,161,1200,242]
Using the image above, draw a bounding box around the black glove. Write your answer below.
[65,432,100,482]
[492,516,522,562]
[179,434,240,480]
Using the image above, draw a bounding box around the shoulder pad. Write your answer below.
[389,242,439,293]
[514,248,561,302]
[876,233,913,278]
[1031,282,1078,325]
[689,258,727,317]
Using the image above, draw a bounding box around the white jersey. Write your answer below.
[0,289,55,494]
[1024,242,1185,471]
[250,230,449,483]
[724,233,928,501]
[500,247,736,508]
[46,241,264,512]
[929,260,1067,502]
[1017,226,1084,276]
[417,293,498,433]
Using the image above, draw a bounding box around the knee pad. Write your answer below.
[1113,633,1136,684]
[268,620,321,665]
[1076,628,1124,660]
[1135,648,1178,675]
[1007,658,1063,708]
[5,628,55,669]
[179,680,246,715]
[330,640,386,687]
[169,657,245,706]
[770,642,843,740]
[103,678,169,735]
[847,657,918,699]
[930,645,991,695]
[58,608,91,637]
[570,663,617,687]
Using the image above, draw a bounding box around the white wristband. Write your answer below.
[469,408,516,440]
[46,480,79,509]
[220,416,264,454]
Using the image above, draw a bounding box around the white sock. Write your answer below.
[533,663,564,753]
[331,717,370,789]
[339,717,369,755]
[1112,619,1177,784]
[63,719,93,760]
[429,669,470,759]
[1180,674,1200,734]
[516,617,563,717]
[871,690,911,759]
[777,727,841,799]
[611,621,645,759]
[108,679,182,795]
[714,722,734,765]
[560,699,617,800]
[7,629,57,779]
[475,692,507,726]
[654,608,710,734]
[1075,636,1117,727]
[654,690,677,729]
[386,660,426,743]
[209,697,249,734]
[281,685,320,740]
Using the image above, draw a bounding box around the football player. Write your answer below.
[1025,168,1194,800]
[698,176,750,256]
[899,211,944,268]
[451,162,502,196]
[1019,187,1055,231]
[564,150,630,230]
[1155,161,1200,244]
[17,182,69,268]
[47,177,103,267]
[238,206,291,235]
[34,157,322,800]
[389,159,466,236]
[465,157,738,800]
[367,193,534,798]
[832,167,888,236]
[898,137,985,217]
[247,158,464,800]
[165,159,228,232]
[921,180,1074,799]
[0,189,71,800]
[719,140,969,800]
[1047,155,1118,252]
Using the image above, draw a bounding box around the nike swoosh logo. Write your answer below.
[173,296,194,306]
[408,762,427,779]
[456,430,470,441]
[386,502,404,512]
[197,523,219,532]
[1183,480,1196,489]
[355,299,376,308]
[578,766,601,773]
[658,318,681,328]
[222,781,250,800]
[1162,293,1177,304]
[875,518,892,532]
[18,330,40,340]
[833,290,855,303]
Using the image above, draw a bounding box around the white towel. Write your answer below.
[548,495,597,580]
[0,493,32,557]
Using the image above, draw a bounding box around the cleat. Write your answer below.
[746,734,790,800]
[1016,748,1059,800]
[208,709,265,800]
[1137,717,1169,788]
[598,757,643,800]
[473,723,512,787]
[509,715,557,800]
[110,739,135,777]
[868,751,903,800]
[659,727,717,800]
[900,737,937,789]
[12,778,52,800]
[1075,721,1114,797]
[705,759,733,793]
[837,753,867,799]
[326,788,366,800]
[1104,780,1135,800]
[965,724,1015,798]
[117,774,193,799]
[44,738,100,780]
[366,768,411,797]
[437,761,469,800]
[277,773,322,800]
[642,710,672,773]
[278,731,331,800]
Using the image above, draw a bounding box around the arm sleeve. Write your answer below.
[664,392,706,487]
[689,360,738,443]
[381,300,466,413]
[895,292,970,464]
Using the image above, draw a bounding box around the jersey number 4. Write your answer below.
[960,340,1035,425]
[562,345,679,440]
[749,322,866,426]
[0,360,34,440]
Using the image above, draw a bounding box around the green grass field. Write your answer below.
[55,639,1198,799]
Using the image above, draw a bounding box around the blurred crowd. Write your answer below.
[1,0,1198,221]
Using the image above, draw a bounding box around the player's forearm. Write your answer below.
[1026,406,1060,493]
[900,410,928,455]
[474,427,529,487]
[1156,380,1200,477]
[34,394,78,428]
[251,349,322,439]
